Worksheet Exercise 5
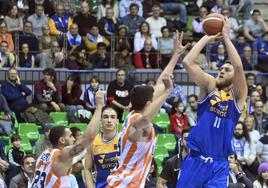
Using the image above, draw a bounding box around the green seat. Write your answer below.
[154,145,169,174]
[18,123,40,141]
[153,113,170,133]
[87,0,100,13]
[69,123,88,134]
[121,111,128,122]
[6,135,33,154]
[157,134,177,152]
[20,135,33,154]
[50,112,68,125]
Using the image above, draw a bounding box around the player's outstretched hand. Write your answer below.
[204,32,222,43]
[96,91,105,108]
[173,30,191,56]
[162,73,173,93]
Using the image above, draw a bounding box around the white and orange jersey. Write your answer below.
[106,111,156,188]
[32,148,71,188]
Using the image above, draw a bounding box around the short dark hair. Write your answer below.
[11,134,21,143]
[116,68,126,75]
[130,85,154,111]
[97,42,106,49]
[90,75,100,83]
[102,105,117,114]
[70,127,81,138]
[49,126,67,147]
[252,9,261,15]
[161,26,170,33]
[130,3,139,10]
[246,72,256,79]
[43,68,57,81]
[21,154,36,166]
[188,94,198,101]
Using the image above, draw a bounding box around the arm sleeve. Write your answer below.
[8,150,20,166]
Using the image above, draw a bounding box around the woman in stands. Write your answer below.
[4,4,23,33]
[18,43,35,68]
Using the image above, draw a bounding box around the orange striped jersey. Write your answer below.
[32,148,71,188]
[106,111,156,188]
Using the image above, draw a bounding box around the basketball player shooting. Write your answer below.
[176,17,247,187]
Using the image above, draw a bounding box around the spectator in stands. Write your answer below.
[107,68,134,121]
[192,6,208,40]
[244,9,268,41]
[0,40,15,67]
[253,100,268,135]
[1,67,52,126]
[0,21,14,52]
[90,42,111,68]
[158,26,173,69]
[66,23,85,54]
[157,128,190,188]
[28,0,55,17]
[55,0,80,17]
[210,43,227,69]
[27,5,48,37]
[97,0,119,21]
[158,0,187,28]
[134,21,157,53]
[84,75,100,113]
[120,3,144,36]
[9,154,36,188]
[170,101,189,137]
[245,115,260,147]
[256,83,267,104]
[114,25,131,52]
[257,31,268,69]
[66,47,92,70]
[233,33,250,55]
[246,72,256,96]
[225,0,253,20]
[0,145,9,187]
[211,0,225,14]
[98,7,118,36]
[34,124,52,157]
[253,163,268,187]
[185,94,198,127]
[48,4,72,37]
[228,154,253,188]
[119,0,143,19]
[145,4,167,38]
[0,93,13,136]
[243,89,261,119]
[83,24,110,54]
[18,21,39,55]
[4,4,23,33]
[73,1,97,36]
[256,132,268,163]
[115,45,135,71]
[8,135,25,169]
[84,106,120,188]
[62,74,83,123]
[221,8,239,41]
[34,68,65,113]
[38,25,57,52]
[232,121,257,180]
[145,159,158,187]
[18,43,35,68]
[37,41,64,68]
[241,46,253,71]
[134,38,159,69]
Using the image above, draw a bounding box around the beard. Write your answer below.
[234,133,244,139]
[216,78,232,90]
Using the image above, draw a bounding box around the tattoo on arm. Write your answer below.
[69,144,84,157]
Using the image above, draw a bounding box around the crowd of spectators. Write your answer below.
[0,0,267,71]
[0,0,268,187]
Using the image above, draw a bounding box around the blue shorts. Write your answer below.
[176,152,229,188]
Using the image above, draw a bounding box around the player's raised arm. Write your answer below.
[53,91,105,176]
[153,31,190,101]
[182,34,220,94]
[222,16,247,110]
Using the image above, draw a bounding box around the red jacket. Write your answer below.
[170,113,189,135]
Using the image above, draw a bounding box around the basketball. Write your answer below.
[203,13,224,35]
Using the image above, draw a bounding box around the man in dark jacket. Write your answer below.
[9,154,36,188]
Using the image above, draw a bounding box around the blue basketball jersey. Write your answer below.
[187,88,242,158]
[92,133,120,188]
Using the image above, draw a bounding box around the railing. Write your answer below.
[0,68,267,97]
